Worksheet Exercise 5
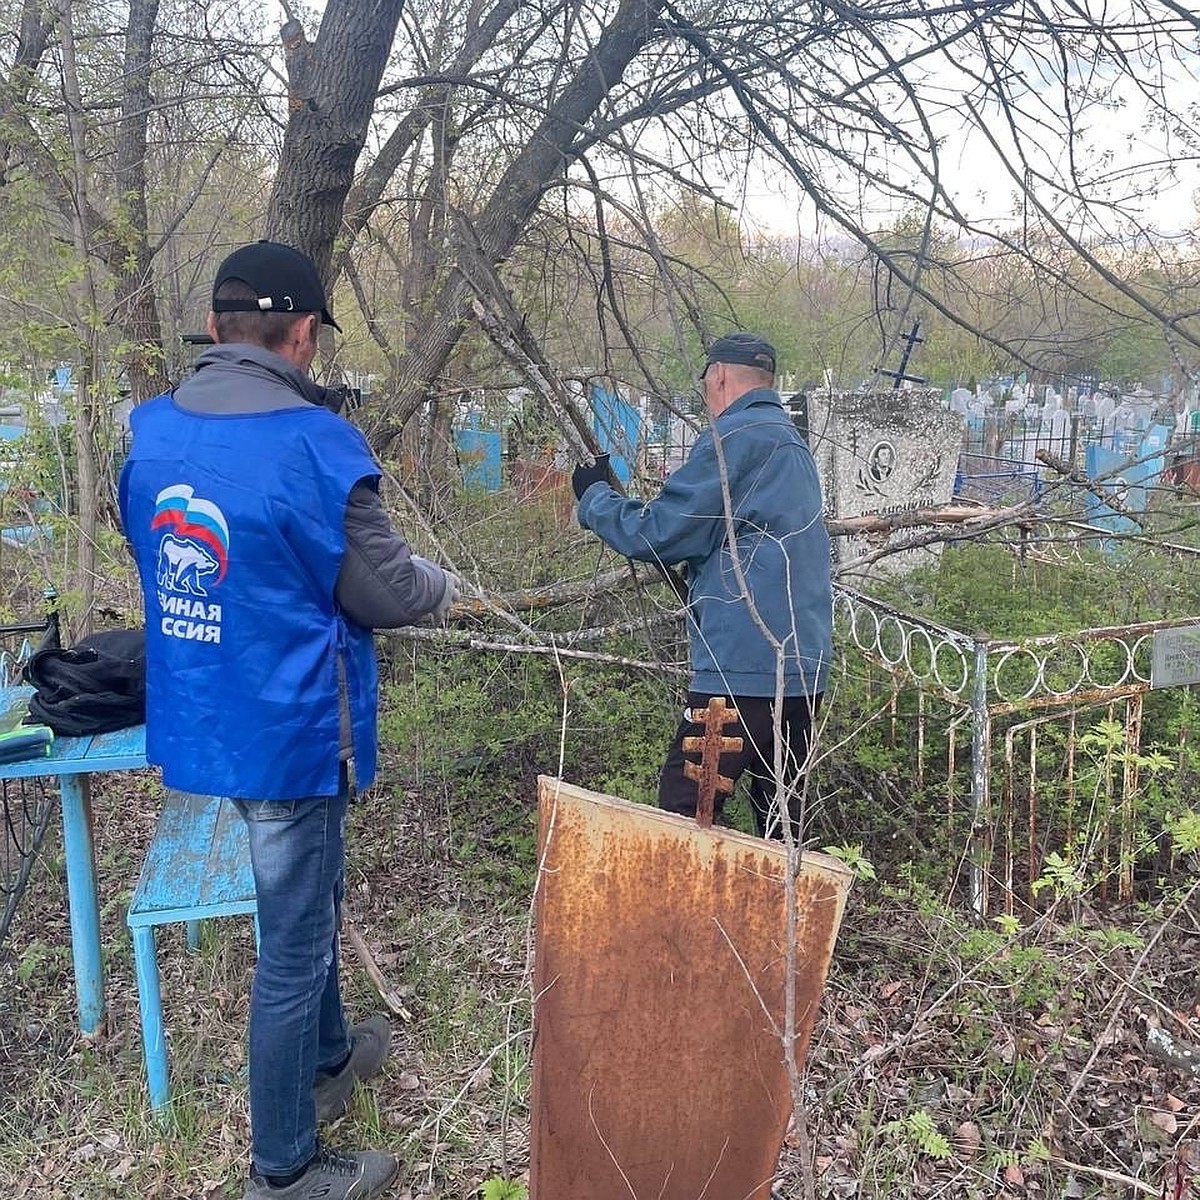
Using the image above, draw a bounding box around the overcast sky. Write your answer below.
[735,25,1200,244]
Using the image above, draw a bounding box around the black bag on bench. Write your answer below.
[22,628,145,736]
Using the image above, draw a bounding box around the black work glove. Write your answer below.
[571,453,613,501]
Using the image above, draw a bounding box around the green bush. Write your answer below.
[378,642,678,888]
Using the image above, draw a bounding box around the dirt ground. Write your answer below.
[1,767,1198,1199]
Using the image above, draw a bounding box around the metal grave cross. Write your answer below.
[681,697,743,826]
[879,319,927,388]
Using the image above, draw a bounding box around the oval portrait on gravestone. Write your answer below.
[868,440,897,483]
[857,439,898,495]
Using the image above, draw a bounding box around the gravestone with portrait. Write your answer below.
[809,389,963,579]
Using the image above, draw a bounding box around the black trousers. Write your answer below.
[657,692,822,840]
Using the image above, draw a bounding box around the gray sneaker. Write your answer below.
[314,1015,392,1123]
[244,1148,398,1199]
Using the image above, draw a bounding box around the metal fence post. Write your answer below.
[969,638,991,917]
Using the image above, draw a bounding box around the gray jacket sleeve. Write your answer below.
[335,482,448,628]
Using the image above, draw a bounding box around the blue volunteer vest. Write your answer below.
[118,394,380,800]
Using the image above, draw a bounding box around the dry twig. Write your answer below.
[343,912,413,1022]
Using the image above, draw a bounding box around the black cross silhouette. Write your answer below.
[879,319,927,389]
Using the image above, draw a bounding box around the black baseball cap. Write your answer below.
[700,331,776,377]
[212,240,340,331]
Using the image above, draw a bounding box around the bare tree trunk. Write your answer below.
[262,0,663,456]
[112,0,169,403]
[264,0,405,278]
[398,105,457,489]
[374,0,666,453]
[54,0,102,627]
[334,0,523,274]
[418,393,455,513]
[4,0,169,406]
[0,0,53,183]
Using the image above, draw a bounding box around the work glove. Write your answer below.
[571,453,613,501]
[431,567,461,625]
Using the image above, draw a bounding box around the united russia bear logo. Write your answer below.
[151,484,230,597]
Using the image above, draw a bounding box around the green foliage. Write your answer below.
[959,925,1063,1009]
[1091,315,1173,384]
[1031,851,1086,900]
[1167,810,1200,854]
[882,1109,951,1159]
[581,192,1197,394]
[1,419,75,510]
[822,841,877,881]
[358,479,1200,919]
[378,643,675,889]
[480,1178,528,1200]
[437,488,587,595]
[571,663,677,808]
[830,541,1200,903]
[16,940,55,982]
[1077,924,1144,953]
[815,661,966,885]
[883,542,1200,638]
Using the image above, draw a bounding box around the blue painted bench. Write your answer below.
[127,790,257,1113]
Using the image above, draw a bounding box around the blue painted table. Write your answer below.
[0,685,147,1035]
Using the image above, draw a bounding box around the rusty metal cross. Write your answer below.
[681,697,743,827]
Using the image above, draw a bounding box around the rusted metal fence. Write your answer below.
[836,576,1200,916]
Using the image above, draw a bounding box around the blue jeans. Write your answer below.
[234,785,352,1176]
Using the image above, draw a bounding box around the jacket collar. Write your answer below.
[191,343,328,408]
[715,386,782,424]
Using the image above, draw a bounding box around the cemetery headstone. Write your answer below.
[809,390,962,579]
[950,386,973,414]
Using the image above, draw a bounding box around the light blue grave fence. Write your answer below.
[589,384,640,485]
[454,423,503,492]
[954,412,1177,508]
[1083,424,1171,552]
[1,423,54,548]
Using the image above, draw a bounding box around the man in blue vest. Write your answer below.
[120,241,458,1200]
[572,333,832,839]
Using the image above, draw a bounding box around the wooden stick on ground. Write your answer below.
[1045,1154,1158,1196]
[343,913,413,1022]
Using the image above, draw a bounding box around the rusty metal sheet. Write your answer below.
[531,777,853,1200]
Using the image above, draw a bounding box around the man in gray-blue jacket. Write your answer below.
[572,333,832,839]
